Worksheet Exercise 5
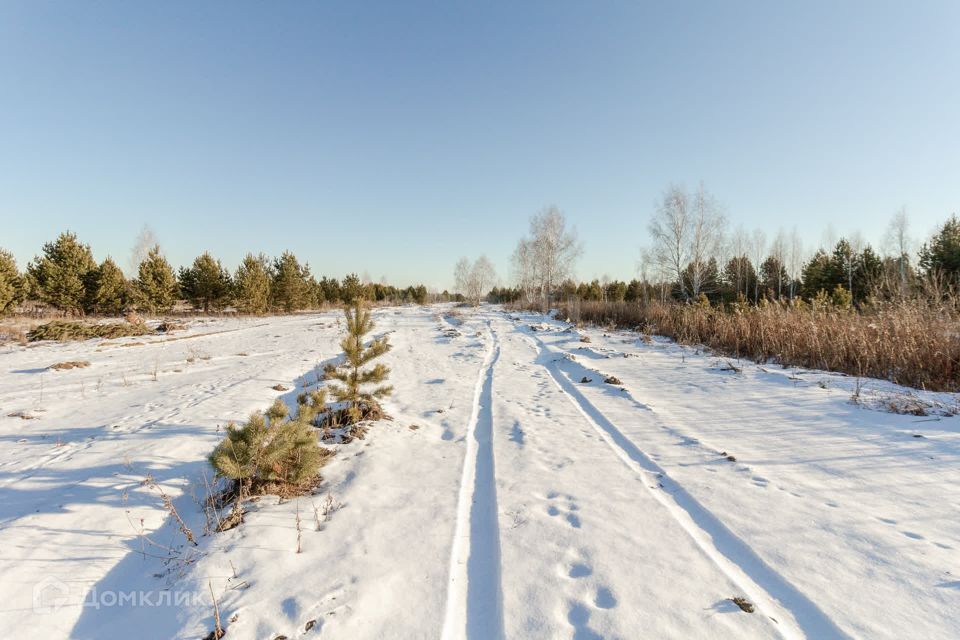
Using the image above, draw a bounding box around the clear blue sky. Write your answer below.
[1,1,957,289]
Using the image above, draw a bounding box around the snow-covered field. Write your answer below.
[0,305,958,639]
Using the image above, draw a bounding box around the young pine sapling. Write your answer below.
[325,300,393,424]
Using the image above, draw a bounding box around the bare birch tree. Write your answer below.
[468,255,496,305]
[508,207,582,306]
[510,238,539,303]
[649,186,690,299]
[649,184,725,300]
[688,184,726,298]
[751,228,766,302]
[770,230,787,299]
[787,228,804,300]
[454,257,471,298]
[728,225,749,299]
[129,225,159,276]
[528,207,581,304]
[884,207,912,296]
[454,256,497,306]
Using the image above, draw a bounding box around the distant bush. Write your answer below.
[549,298,960,392]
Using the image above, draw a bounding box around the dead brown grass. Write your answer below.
[49,360,91,370]
[550,299,960,392]
[0,320,29,345]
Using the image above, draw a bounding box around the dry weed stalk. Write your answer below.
[553,299,960,391]
[143,475,197,546]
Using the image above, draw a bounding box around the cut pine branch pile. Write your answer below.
[27,319,157,342]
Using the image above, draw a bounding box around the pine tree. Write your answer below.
[800,251,832,300]
[209,401,328,491]
[919,215,960,285]
[319,276,341,303]
[179,251,232,312]
[340,273,364,304]
[271,251,311,312]
[209,412,269,483]
[412,284,428,304]
[92,257,129,315]
[135,246,178,312]
[308,276,325,308]
[760,255,790,300]
[326,300,392,423]
[26,231,98,314]
[0,249,25,315]
[234,253,272,314]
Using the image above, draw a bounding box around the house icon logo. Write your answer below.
[32,576,72,614]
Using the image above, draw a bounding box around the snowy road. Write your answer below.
[0,306,957,639]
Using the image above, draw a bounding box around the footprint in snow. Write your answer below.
[568,563,592,578]
[566,602,604,640]
[594,586,617,609]
[545,493,581,528]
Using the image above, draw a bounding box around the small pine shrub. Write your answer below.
[208,412,269,484]
[208,393,332,502]
[326,300,393,423]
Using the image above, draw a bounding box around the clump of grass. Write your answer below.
[551,299,960,392]
[0,321,28,345]
[28,320,155,342]
[156,320,186,333]
[49,360,91,370]
[730,596,755,613]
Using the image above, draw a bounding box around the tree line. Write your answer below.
[643,185,960,306]
[0,231,429,316]
[492,191,960,308]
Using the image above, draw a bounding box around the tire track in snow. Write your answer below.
[441,320,505,640]
[521,325,851,640]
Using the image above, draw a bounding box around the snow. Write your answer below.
[0,305,957,639]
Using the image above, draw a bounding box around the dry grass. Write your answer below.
[550,299,960,392]
[0,320,30,345]
[49,360,91,370]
